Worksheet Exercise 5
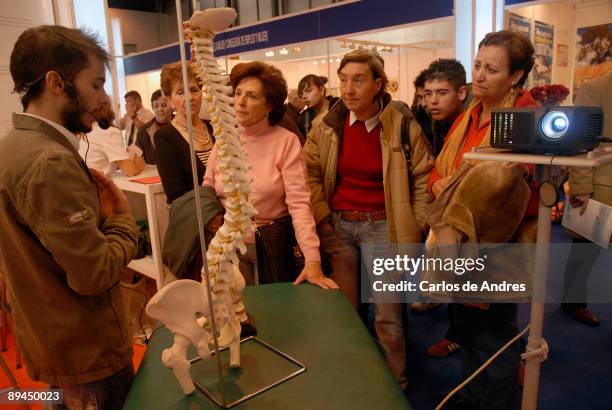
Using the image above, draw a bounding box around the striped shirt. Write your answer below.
[196,148,212,167]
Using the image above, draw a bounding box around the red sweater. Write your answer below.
[428,90,540,216]
[331,117,385,211]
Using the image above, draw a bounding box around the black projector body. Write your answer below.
[490,106,604,154]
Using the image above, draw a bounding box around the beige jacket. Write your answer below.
[569,71,612,206]
[0,114,138,386]
[303,94,434,243]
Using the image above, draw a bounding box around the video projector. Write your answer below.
[490,106,604,154]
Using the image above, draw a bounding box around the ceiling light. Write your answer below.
[293,46,301,52]
[321,59,326,63]
[265,50,274,57]
[313,60,318,64]
[335,57,341,62]
[279,48,288,55]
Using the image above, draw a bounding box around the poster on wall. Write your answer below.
[533,21,554,85]
[557,44,569,67]
[508,12,531,40]
[0,0,55,136]
[573,23,612,100]
[508,13,532,89]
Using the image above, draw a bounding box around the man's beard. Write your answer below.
[61,95,91,134]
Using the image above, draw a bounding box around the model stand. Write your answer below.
[146,5,306,408]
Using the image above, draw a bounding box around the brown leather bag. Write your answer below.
[255,215,305,283]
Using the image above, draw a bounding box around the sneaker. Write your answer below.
[427,338,461,358]
[563,306,600,327]
[410,302,442,313]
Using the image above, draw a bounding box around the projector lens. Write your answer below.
[541,111,569,139]
[552,117,567,132]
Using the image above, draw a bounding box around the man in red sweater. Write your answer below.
[304,50,434,389]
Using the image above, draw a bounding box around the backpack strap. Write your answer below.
[400,114,412,170]
[401,114,417,195]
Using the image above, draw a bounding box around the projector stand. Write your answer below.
[464,147,612,410]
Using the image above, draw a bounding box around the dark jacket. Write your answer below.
[430,119,454,157]
[135,118,166,165]
[412,104,435,151]
[298,96,340,138]
[154,122,214,204]
[278,104,306,145]
[0,114,138,385]
[162,186,224,279]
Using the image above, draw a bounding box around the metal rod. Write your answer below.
[173,1,227,406]
[463,148,612,167]
[191,336,307,408]
[521,164,552,410]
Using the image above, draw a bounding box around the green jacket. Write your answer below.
[303,93,434,243]
[0,114,138,386]
[568,71,612,206]
[162,186,224,279]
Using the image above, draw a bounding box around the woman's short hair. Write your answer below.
[230,62,288,126]
[478,30,535,88]
[160,62,199,97]
[337,50,388,100]
[298,74,328,97]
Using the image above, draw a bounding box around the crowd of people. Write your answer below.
[0,23,609,410]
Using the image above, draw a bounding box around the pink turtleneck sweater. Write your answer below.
[203,118,320,262]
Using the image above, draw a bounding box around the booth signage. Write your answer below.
[125,0,453,75]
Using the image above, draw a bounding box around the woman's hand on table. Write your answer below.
[294,261,339,290]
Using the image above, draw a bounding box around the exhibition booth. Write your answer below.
[0,0,610,409]
[121,0,611,111]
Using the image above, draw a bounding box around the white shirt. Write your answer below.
[348,100,384,133]
[79,123,130,176]
[124,106,154,147]
[20,113,79,151]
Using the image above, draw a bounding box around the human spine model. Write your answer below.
[188,6,256,338]
[146,7,256,395]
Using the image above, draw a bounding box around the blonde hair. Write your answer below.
[160,61,199,97]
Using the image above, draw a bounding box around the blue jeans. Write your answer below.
[47,364,134,410]
[319,212,406,388]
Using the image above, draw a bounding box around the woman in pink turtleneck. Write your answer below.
[203,61,338,291]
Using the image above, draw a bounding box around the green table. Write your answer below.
[124,283,410,409]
